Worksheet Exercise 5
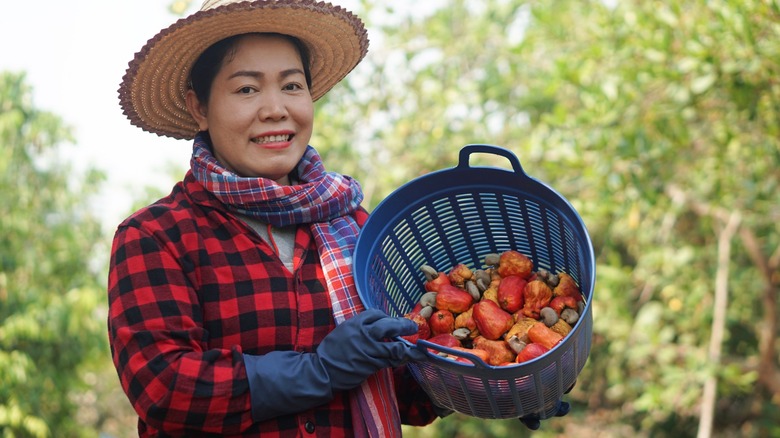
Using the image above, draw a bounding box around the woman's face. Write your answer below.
[186,34,314,184]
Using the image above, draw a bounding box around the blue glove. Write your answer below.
[243,309,425,421]
[519,400,571,430]
[519,380,575,430]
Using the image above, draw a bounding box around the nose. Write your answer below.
[257,91,288,121]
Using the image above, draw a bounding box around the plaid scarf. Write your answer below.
[191,135,401,437]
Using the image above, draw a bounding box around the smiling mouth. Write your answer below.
[251,134,292,144]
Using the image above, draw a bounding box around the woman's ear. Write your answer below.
[185,90,209,131]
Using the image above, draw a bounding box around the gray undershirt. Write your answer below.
[238,214,297,272]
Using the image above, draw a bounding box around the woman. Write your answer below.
[109,1,439,435]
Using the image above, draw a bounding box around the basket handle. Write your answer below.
[458,144,525,175]
[413,338,494,370]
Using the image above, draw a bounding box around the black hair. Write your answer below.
[188,33,312,105]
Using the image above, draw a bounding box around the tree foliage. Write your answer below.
[312,0,780,436]
[0,72,109,437]
[4,0,779,435]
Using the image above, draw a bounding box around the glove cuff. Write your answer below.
[243,351,333,422]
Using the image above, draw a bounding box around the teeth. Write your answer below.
[252,134,290,144]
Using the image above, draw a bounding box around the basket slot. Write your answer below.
[479,194,512,254]
[524,200,552,271]
[573,305,593,370]
[538,361,560,415]
[549,208,566,274]
[412,202,455,270]
[365,256,394,314]
[453,193,493,264]
[386,225,422,298]
[507,379,527,418]
[369,234,420,316]
[459,374,481,416]
[431,197,474,267]
[502,195,533,257]
[366,237,421,317]
[563,223,585,293]
[479,376,504,418]
[434,365,457,408]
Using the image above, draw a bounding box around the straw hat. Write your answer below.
[118,0,369,140]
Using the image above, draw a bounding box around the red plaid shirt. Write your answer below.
[108,172,438,437]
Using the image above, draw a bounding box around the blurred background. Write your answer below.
[1,0,778,436]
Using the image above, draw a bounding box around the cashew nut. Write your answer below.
[465,280,481,301]
[452,327,471,341]
[418,305,434,319]
[473,269,491,292]
[537,268,560,289]
[540,307,559,327]
[419,291,437,308]
[483,253,500,267]
[507,335,527,354]
[420,264,438,282]
[561,308,579,325]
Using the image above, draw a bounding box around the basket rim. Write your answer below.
[354,146,596,302]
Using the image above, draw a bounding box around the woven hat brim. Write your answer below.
[118,0,368,140]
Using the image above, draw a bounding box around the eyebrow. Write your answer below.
[227,68,306,81]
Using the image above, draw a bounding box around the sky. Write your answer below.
[1,0,198,230]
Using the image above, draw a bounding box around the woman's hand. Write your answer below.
[317,309,426,391]
[244,309,424,421]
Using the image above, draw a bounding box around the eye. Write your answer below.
[238,86,256,94]
[283,82,305,92]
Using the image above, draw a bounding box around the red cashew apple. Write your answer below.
[447,263,473,287]
[435,284,474,314]
[401,312,430,344]
[521,280,553,319]
[426,333,462,348]
[425,271,451,292]
[497,275,527,313]
[472,299,514,341]
[515,343,550,363]
[473,336,516,366]
[497,250,534,279]
[429,309,456,336]
[527,321,564,350]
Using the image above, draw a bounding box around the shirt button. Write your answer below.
[304,421,315,434]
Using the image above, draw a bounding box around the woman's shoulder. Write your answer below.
[116,173,213,231]
[117,184,183,225]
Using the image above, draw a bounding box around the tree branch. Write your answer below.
[739,227,780,396]
[666,184,780,430]
[697,210,741,438]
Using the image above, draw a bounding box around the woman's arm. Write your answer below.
[108,223,254,435]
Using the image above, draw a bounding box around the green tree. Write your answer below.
[150,1,779,436]
[0,72,109,437]
[312,1,779,436]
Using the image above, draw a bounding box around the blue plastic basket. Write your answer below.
[353,144,595,420]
